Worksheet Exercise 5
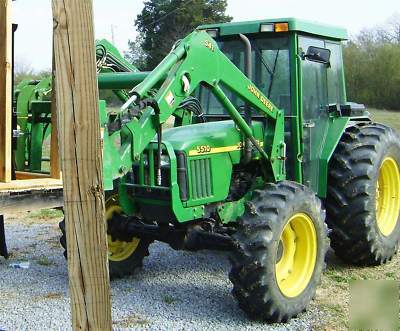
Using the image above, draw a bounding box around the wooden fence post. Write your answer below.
[52,0,112,330]
[0,0,12,182]
[50,38,61,180]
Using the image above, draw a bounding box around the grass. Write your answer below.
[368,108,400,131]
[43,292,63,300]
[33,292,63,303]
[112,314,149,328]
[324,269,348,285]
[36,255,53,266]
[162,294,179,305]
[29,208,64,221]
[7,208,64,226]
[312,251,400,330]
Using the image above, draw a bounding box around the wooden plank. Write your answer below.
[50,38,61,179]
[15,171,51,180]
[0,0,12,182]
[52,1,112,330]
[0,178,62,192]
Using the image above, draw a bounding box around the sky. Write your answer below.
[13,0,400,71]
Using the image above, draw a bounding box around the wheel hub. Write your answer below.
[376,157,400,237]
[275,213,317,298]
[106,195,141,262]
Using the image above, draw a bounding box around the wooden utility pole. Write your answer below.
[0,0,12,182]
[52,1,112,330]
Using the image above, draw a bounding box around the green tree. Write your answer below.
[14,60,51,86]
[344,14,400,110]
[131,0,232,70]
[125,34,148,71]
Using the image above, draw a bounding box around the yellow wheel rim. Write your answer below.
[106,196,140,262]
[376,157,400,237]
[275,213,317,298]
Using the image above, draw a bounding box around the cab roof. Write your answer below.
[199,17,348,41]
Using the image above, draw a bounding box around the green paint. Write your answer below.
[218,199,246,224]
[14,77,52,173]
[289,33,303,182]
[14,39,136,175]
[318,117,349,197]
[199,17,348,40]
[29,101,51,171]
[98,71,155,90]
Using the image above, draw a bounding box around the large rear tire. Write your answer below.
[60,186,152,279]
[229,181,329,322]
[326,123,400,265]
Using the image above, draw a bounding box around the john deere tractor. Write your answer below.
[18,18,400,322]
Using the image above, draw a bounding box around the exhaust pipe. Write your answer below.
[239,34,253,164]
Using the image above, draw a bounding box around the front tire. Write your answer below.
[326,123,400,265]
[229,181,329,322]
[60,187,152,279]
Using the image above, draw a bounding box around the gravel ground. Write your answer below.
[0,215,326,331]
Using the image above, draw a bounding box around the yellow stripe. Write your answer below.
[188,145,238,156]
[188,142,264,157]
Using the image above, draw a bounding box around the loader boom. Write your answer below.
[104,30,286,184]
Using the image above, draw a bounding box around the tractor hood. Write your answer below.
[162,120,264,159]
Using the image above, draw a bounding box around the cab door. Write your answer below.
[298,36,329,193]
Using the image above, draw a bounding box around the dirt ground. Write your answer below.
[2,206,399,330]
[1,211,324,331]
[312,250,399,330]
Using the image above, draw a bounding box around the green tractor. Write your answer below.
[20,18,400,322]
[12,39,137,174]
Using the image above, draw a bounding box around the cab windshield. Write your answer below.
[198,35,291,116]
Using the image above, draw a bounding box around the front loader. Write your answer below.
[12,39,137,174]
[19,18,400,322]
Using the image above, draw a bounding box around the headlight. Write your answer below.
[260,23,274,32]
[160,154,170,167]
[206,29,219,38]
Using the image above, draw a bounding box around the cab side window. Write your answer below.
[326,42,346,104]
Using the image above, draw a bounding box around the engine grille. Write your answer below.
[190,158,213,200]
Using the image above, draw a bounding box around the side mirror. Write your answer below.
[304,46,331,65]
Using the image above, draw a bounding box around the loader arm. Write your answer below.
[104,30,286,185]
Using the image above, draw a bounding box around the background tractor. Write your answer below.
[12,39,137,174]
[14,18,400,323]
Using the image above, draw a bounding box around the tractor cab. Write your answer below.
[198,18,351,193]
